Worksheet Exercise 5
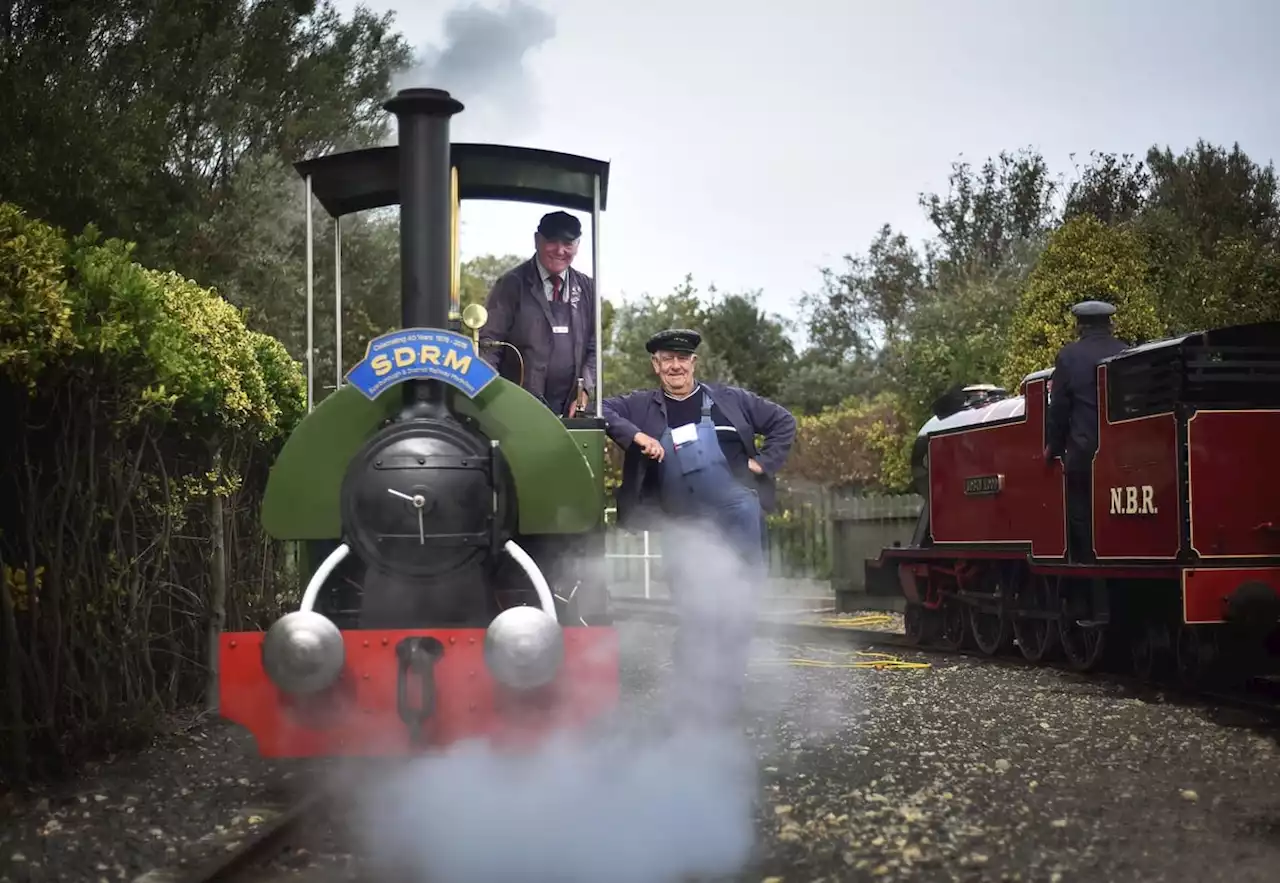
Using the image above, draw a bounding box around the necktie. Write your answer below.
[549,274,563,302]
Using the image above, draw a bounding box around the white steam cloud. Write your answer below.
[390,0,557,143]
[348,517,780,883]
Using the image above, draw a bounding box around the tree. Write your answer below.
[459,253,525,308]
[0,0,414,377]
[1138,141,1280,332]
[918,148,1060,285]
[699,289,796,401]
[0,0,412,271]
[1001,215,1164,389]
[1063,151,1151,225]
[803,224,927,363]
[602,276,725,396]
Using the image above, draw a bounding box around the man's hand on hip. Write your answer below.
[633,432,664,461]
[747,458,764,475]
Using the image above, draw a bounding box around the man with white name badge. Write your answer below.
[477,211,598,418]
[603,328,796,729]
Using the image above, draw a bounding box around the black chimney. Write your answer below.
[384,87,464,330]
[383,87,465,415]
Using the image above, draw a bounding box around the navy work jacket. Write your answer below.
[1045,326,1128,472]
[603,383,797,529]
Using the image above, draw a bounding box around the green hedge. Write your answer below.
[0,203,304,783]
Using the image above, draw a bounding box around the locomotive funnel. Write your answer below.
[383,87,465,412]
[383,87,463,331]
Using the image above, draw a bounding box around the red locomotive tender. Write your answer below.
[866,321,1280,684]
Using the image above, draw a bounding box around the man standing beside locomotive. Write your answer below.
[477,211,597,417]
[1044,300,1129,563]
[603,328,796,728]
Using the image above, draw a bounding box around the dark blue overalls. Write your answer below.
[656,389,764,729]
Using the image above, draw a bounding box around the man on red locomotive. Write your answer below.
[602,328,796,727]
[1044,299,1129,562]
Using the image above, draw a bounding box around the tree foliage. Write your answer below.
[793,139,1280,492]
[786,394,911,493]
[1001,215,1164,388]
[0,204,304,782]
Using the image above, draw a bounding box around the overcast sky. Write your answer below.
[332,0,1280,334]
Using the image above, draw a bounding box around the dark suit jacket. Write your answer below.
[478,257,597,409]
[603,382,797,529]
[1046,327,1128,473]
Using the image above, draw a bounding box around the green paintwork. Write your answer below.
[568,428,606,509]
[260,377,602,540]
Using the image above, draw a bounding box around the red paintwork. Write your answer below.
[872,546,1182,580]
[1091,366,1182,560]
[1187,410,1280,559]
[218,627,620,757]
[928,378,1067,558]
[1182,567,1280,624]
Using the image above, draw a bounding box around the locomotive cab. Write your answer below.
[217,89,620,757]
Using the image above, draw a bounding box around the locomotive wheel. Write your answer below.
[936,596,968,651]
[1175,624,1220,690]
[1059,617,1107,672]
[1131,621,1174,683]
[1012,574,1059,663]
[1054,580,1105,670]
[968,568,1012,656]
[903,603,926,646]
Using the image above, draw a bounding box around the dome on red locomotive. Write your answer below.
[908,374,1048,496]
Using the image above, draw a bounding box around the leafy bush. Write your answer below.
[1000,215,1165,389]
[784,392,912,493]
[0,203,304,783]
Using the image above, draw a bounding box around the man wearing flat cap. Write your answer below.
[478,210,597,418]
[1044,299,1129,563]
[603,327,796,728]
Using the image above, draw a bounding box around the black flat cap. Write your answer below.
[646,328,702,354]
[1071,300,1117,320]
[537,211,582,241]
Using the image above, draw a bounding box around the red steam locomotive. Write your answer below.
[865,320,1280,685]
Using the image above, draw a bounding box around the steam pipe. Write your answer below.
[383,87,465,413]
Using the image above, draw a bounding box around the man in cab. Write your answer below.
[478,210,598,418]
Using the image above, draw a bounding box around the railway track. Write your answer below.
[177,788,329,883]
[170,603,1272,881]
[609,599,1280,727]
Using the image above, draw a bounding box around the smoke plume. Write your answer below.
[390,0,557,142]
[348,517,785,883]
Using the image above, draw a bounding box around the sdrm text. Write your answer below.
[370,345,473,377]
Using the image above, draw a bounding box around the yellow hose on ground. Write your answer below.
[752,649,931,672]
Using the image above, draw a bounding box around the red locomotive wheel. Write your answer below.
[1058,615,1106,672]
[936,596,968,651]
[1011,574,1059,663]
[968,567,1013,656]
[1131,621,1174,682]
[903,603,926,646]
[1175,624,1220,689]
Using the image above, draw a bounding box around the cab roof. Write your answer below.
[293,143,611,218]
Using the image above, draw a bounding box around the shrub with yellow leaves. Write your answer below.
[1000,215,1166,389]
[785,392,912,493]
[0,203,305,782]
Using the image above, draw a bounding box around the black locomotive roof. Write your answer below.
[293,143,610,218]
[1102,320,1280,362]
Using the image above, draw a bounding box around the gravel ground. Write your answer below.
[3,619,1278,883]
[0,711,324,883]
